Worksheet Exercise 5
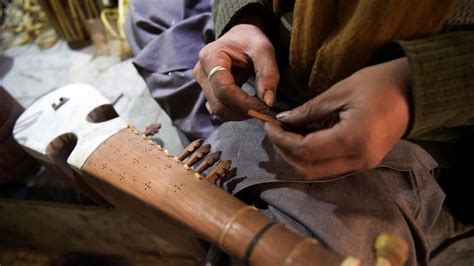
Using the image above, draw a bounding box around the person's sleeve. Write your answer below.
[212,0,272,38]
[399,31,474,141]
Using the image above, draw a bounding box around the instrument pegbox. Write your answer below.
[185,144,211,166]
[177,139,231,183]
[195,151,222,174]
[13,83,128,205]
[206,160,232,184]
[177,139,203,161]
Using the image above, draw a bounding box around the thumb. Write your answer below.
[248,43,279,107]
[277,92,342,127]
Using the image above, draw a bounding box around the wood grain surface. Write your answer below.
[80,126,348,265]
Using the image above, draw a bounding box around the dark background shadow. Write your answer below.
[0,54,13,80]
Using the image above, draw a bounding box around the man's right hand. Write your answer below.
[193,20,279,121]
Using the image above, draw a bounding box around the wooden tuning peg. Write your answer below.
[177,139,203,161]
[206,160,232,184]
[195,151,222,173]
[143,123,161,136]
[185,144,211,166]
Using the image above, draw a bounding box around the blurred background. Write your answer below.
[1,1,191,265]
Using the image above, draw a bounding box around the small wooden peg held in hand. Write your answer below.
[248,109,283,127]
[248,109,329,135]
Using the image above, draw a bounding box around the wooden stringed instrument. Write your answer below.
[13,84,407,266]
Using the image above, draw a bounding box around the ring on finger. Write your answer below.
[207,66,228,80]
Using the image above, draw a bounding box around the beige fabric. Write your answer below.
[274,0,460,94]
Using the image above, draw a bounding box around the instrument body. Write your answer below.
[13,84,352,265]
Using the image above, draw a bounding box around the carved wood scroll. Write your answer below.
[13,84,364,265]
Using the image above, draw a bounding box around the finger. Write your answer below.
[209,101,250,121]
[199,49,236,98]
[200,49,268,115]
[246,42,279,106]
[273,145,362,180]
[193,61,219,105]
[210,67,268,115]
[265,122,305,157]
[277,87,347,127]
[265,119,357,161]
[213,74,268,112]
[194,62,247,121]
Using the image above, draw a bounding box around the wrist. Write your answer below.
[230,8,266,33]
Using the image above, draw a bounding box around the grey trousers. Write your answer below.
[205,120,445,265]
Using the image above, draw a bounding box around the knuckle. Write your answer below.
[296,102,314,117]
[335,131,356,151]
[213,83,228,100]
[198,47,209,62]
[342,130,369,155]
[295,144,312,160]
[198,43,221,65]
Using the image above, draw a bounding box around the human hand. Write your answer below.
[193,17,279,121]
[265,58,411,179]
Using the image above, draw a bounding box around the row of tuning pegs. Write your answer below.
[177,139,232,184]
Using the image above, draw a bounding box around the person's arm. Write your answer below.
[212,0,272,38]
[400,31,474,141]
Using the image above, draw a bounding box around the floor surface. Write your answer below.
[1,41,185,155]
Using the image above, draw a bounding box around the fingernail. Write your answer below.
[263,90,275,107]
[276,111,290,121]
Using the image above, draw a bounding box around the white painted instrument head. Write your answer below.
[13,83,127,170]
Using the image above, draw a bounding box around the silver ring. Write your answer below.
[205,101,213,114]
[207,66,228,80]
